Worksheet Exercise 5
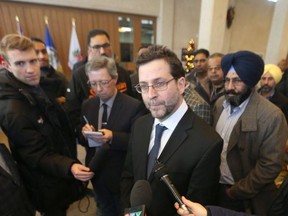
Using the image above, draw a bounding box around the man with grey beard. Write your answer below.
[213,51,288,216]
[259,64,288,122]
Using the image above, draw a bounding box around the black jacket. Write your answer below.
[0,70,83,212]
[66,63,134,128]
[0,143,35,216]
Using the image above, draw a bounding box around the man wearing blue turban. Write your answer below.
[213,50,288,215]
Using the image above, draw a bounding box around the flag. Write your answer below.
[68,23,82,70]
[15,16,23,35]
[45,24,63,72]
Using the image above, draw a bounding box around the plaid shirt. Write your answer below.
[184,84,212,125]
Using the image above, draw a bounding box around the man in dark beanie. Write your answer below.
[213,50,288,215]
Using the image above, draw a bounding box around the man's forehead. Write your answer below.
[226,70,239,78]
[262,72,273,78]
[7,48,37,60]
[90,34,110,44]
[208,57,221,64]
[33,41,46,49]
[195,53,207,59]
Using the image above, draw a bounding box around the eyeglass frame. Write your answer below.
[87,79,113,88]
[135,78,176,94]
[90,43,111,51]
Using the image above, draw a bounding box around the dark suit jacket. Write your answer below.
[66,63,134,128]
[121,108,223,216]
[79,92,147,193]
[0,143,35,216]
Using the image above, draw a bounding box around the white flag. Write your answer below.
[68,24,82,70]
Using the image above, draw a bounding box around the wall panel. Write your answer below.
[0,2,124,78]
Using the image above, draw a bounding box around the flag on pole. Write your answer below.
[68,19,82,70]
[44,17,63,72]
[15,16,23,35]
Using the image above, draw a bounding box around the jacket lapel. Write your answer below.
[107,92,122,127]
[158,109,193,164]
[139,116,154,180]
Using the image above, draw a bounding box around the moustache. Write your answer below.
[225,89,238,95]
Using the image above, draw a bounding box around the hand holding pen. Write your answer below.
[82,115,95,138]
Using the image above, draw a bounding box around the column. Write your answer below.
[156,0,175,48]
[198,0,229,53]
[265,0,288,64]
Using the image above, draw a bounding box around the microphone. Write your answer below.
[153,161,192,214]
[124,180,152,216]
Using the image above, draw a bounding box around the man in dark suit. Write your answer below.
[121,46,223,215]
[0,143,35,216]
[78,55,146,216]
[66,29,134,128]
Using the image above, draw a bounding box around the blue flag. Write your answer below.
[45,25,63,72]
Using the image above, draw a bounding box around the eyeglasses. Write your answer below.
[193,59,206,63]
[224,78,243,86]
[208,65,221,71]
[90,43,111,50]
[87,79,112,88]
[135,78,175,93]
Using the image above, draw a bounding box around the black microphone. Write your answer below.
[153,161,192,213]
[124,180,152,216]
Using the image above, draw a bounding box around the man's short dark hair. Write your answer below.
[30,37,45,45]
[86,29,110,47]
[194,48,210,58]
[136,45,185,79]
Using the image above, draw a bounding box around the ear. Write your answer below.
[113,74,118,83]
[177,77,186,94]
[1,60,11,72]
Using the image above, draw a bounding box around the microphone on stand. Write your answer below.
[124,180,152,216]
[153,161,192,214]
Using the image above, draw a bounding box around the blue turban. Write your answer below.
[221,50,264,87]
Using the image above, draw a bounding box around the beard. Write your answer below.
[145,93,181,120]
[260,84,273,94]
[225,86,252,107]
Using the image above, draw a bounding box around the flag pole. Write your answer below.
[72,17,75,27]
[15,15,23,35]
[44,16,48,25]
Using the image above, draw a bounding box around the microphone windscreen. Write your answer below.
[130,180,152,208]
[153,161,168,179]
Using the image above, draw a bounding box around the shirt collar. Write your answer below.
[154,99,188,130]
[100,89,117,108]
[223,94,251,114]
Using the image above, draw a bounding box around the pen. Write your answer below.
[83,115,89,124]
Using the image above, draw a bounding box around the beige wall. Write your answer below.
[8,0,286,61]
[229,0,274,57]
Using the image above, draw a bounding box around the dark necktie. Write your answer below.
[102,103,108,128]
[147,124,167,178]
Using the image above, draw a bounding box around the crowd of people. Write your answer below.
[0,28,287,216]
